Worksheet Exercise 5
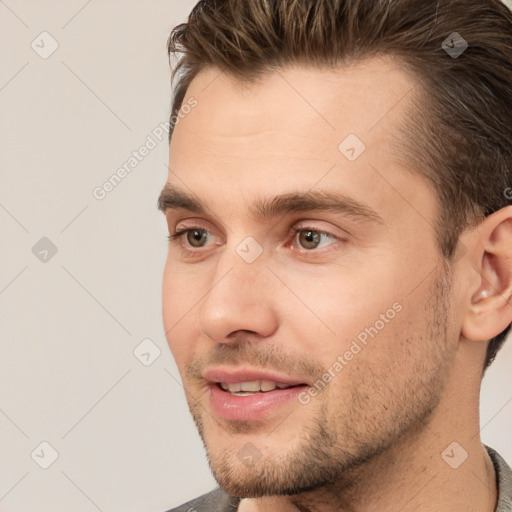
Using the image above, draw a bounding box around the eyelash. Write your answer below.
[167,225,343,258]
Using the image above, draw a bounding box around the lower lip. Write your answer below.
[209,383,308,421]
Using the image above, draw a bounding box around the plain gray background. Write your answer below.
[1,1,511,511]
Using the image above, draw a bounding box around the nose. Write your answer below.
[196,251,279,344]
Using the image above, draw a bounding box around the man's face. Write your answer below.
[161,58,460,496]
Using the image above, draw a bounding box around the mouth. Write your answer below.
[203,368,311,421]
[215,380,305,395]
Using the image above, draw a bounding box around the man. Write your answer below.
[158,0,512,510]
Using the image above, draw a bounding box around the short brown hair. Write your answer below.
[166,0,512,370]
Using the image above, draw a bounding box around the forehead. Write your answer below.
[170,56,417,169]
[176,57,415,140]
[166,57,434,227]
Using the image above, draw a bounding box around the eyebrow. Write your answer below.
[157,184,383,224]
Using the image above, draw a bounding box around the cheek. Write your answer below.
[281,264,400,337]
[162,261,201,363]
[278,257,426,372]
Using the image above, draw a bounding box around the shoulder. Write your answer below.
[164,487,240,512]
[485,445,512,512]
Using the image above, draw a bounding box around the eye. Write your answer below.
[168,228,214,249]
[292,226,340,251]
[167,223,344,258]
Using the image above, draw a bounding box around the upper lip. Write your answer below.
[203,367,310,386]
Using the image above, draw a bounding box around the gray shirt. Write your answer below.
[167,445,512,512]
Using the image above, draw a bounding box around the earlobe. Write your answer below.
[461,207,512,342]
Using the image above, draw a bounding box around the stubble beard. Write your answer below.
[186,266,455,499]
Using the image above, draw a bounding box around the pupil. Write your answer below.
[188,230,206,247]
[300,230,319,249]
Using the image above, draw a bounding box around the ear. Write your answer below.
[461,206,512,341]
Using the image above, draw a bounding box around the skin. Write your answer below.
[160,58,512,512]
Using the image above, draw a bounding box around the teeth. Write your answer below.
[260,380,277,392]
[219,380,296,394]
[240,381,261,392]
